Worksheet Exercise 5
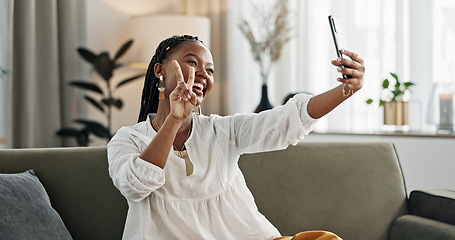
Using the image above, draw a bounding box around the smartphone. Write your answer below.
[328,15,352,79]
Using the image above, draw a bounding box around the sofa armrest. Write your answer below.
[390,215,455,240]
[409,189,455,226]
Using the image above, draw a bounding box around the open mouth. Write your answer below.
[192,83,205,95]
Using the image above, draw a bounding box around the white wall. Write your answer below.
[84,0,180,145]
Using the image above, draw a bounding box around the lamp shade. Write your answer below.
[128,15,211,68]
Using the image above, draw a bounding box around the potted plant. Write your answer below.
[366,72,415,126]
[57,40,144,146]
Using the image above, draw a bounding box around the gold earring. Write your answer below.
[158,75,165,100]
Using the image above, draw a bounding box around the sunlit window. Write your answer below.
[433,0,455,83]
[231,0,454,133]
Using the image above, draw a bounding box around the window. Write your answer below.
[433,0,455,83]
[230,0,454,133]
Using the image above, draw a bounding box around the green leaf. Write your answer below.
[404,82,415,88]
[56,128,81,137]
[379,100,385,106]
[75,119,111,139]
[84,95,105,113]
[391,89,401,96]
[76,129,90,146]
[69,81,103,94]
[366,99,373,105]
[77,48,97,64]
[394,80,401,89]
[114,40,133,61]
[382,79,389,89]
[390,72,399,82]
[113,99,123,109]
[0,66,10,79]
[93,52,114,81]
[101,98,115,107]
[116,74,145,88]
[114,63,123,69]
[101,98,123,109]
[56,128,89,146]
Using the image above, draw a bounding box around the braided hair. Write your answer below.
[138,35,202,123]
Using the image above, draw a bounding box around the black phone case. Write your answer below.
[329,15,352,79]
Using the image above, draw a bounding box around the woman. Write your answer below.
[107,35,365,240]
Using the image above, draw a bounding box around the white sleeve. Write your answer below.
[107,127,165,202]
[234,93,317,154]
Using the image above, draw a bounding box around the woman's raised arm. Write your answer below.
[307,49,365,119]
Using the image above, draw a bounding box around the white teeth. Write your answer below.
[193,83,204,91]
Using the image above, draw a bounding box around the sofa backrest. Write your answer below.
[0,147,127,240]
[239,141,408,240]
[0,142,408,240]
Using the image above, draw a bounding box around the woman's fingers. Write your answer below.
[337,65,363,78]
[187,67,195,88]
[341,49,364,64]
[333,50,365,91]
[172,60,193,101]
[187,67,196,103]
[172,60,185,84]
[335,55,365,71]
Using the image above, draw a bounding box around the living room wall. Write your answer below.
[84,0,183,145]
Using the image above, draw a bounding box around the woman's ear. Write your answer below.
[154,63,163,78]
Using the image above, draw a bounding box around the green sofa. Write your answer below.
[0,142,454,240]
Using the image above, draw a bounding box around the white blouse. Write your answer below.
[107,94,316,240]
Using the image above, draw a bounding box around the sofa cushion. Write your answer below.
[390,215,455,240]
[239,142,408,240]
[0,147,127,240]
[0,170,72,240]
[409,189,455,226]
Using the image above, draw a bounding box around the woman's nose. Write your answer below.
[196,67,209,79]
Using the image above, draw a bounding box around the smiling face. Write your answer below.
[154,41,215,105]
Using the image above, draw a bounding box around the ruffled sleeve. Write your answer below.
[107,126,166,202]
[233,93,317,154]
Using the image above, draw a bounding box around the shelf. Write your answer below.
[312,130,455,139]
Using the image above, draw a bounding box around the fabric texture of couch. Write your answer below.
[0,170,72,239]
[0,141,454,240]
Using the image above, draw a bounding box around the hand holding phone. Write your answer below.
[329,15,352,79]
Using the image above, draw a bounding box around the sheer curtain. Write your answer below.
[289,0,407,132]
[0,0,12,148]
[227,0,444,132]
[9,0,86,148]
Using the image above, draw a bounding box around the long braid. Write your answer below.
[138,35,201,123]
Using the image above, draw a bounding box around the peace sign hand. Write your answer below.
[169,60,197,120]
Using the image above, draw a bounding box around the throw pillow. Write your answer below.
[0,170,72,240]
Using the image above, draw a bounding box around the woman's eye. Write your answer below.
[207,69,214,75]
[188,60,197,66]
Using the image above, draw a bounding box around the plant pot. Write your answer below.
[384,101,408,126]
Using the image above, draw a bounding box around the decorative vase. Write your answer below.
[383,101,409,130]
[255,84,274,113]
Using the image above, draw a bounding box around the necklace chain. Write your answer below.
[153,117,191,152]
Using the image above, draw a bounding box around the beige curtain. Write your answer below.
[180,0,230,115]
[11,0,86,148]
